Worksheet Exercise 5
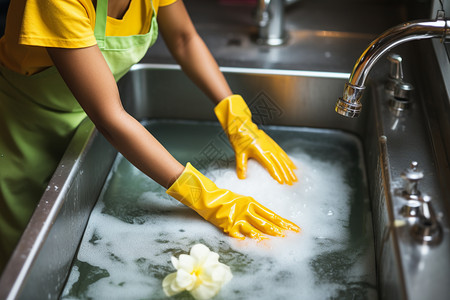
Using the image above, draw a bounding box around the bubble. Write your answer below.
[61,137,376,300]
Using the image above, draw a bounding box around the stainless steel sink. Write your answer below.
[0,64,373,298]
[1,0,449,298]
[1,46,450,299]
[2,1,450,297]
[58,119,376,299]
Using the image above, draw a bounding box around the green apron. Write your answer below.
[0,0,159,272]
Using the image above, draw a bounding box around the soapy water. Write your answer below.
[60,121,377,300]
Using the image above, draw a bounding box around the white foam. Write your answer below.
[61,149,376,300]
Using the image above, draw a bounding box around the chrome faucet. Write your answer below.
[335,11,450,118]
[255,0,288,46]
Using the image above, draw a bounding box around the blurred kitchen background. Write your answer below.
[1,0,432,71]
[144,0,432,72]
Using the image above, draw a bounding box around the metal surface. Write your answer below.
[333,1,450,295]
[0,119,116,300]
[396,162,423,219]
[367,50,450,299]
[350,16,449,89]
[336,13,450,118]
[428,1,450,225]
[385,53,404,95]
[59,121,376,299]
[410,195,443,245]
[255,0,288,46]
[331,5,450,297]
[144,0,407,73]
[393,82,414,100]
[2,1,450,299]
[0,56,449,298]
[400,161,423,197]
[0,65,371,299]
[124,64,365,133]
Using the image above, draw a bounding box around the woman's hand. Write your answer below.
[158,5,296,184]
[167,163,300,240]
[215,95,298,185]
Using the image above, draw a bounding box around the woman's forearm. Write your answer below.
[48,46,184,188]
[158,1,232,104]
[96,113,184,188]
[170,34,231,104]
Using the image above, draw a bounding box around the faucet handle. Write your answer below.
[387,53,404,80]
[411,194,443,245]
[393,82,414,100]
[386,53,404,94]
[398,161,423,217]
[400,161,423,198]
[389,81,414,115]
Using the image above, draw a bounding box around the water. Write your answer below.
[60,120,377,300]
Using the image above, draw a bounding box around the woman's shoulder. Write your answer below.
[19,0,96,48]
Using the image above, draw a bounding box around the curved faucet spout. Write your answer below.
[351,19,449,87]
[336,14,450,118]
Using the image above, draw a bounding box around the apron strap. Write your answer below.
[94,0,108,49]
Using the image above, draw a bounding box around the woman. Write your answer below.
[0,0,299,273]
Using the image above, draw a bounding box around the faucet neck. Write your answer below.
[255,0,288,46]
[350,17,450,88]
[336,12,450,118]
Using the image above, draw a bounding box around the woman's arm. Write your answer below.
[47,46,185,188]
[157,1,232,104]
[157,2,298,185]
[47,45,300,241]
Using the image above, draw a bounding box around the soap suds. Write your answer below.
[61,131,376,300]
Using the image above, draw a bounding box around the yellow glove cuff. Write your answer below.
[166,162,216,210]
[214,94,252,131]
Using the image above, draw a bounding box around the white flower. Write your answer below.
[162,244,233,300]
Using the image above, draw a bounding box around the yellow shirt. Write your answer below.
[0,0,177,75]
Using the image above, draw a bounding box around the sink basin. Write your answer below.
[59,120,376,299]
[0,60,449,300]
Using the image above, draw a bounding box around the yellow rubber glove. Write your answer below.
[214,95,298,185]
[166,163,300,240]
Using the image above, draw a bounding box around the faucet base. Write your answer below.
[255,32,289,46]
